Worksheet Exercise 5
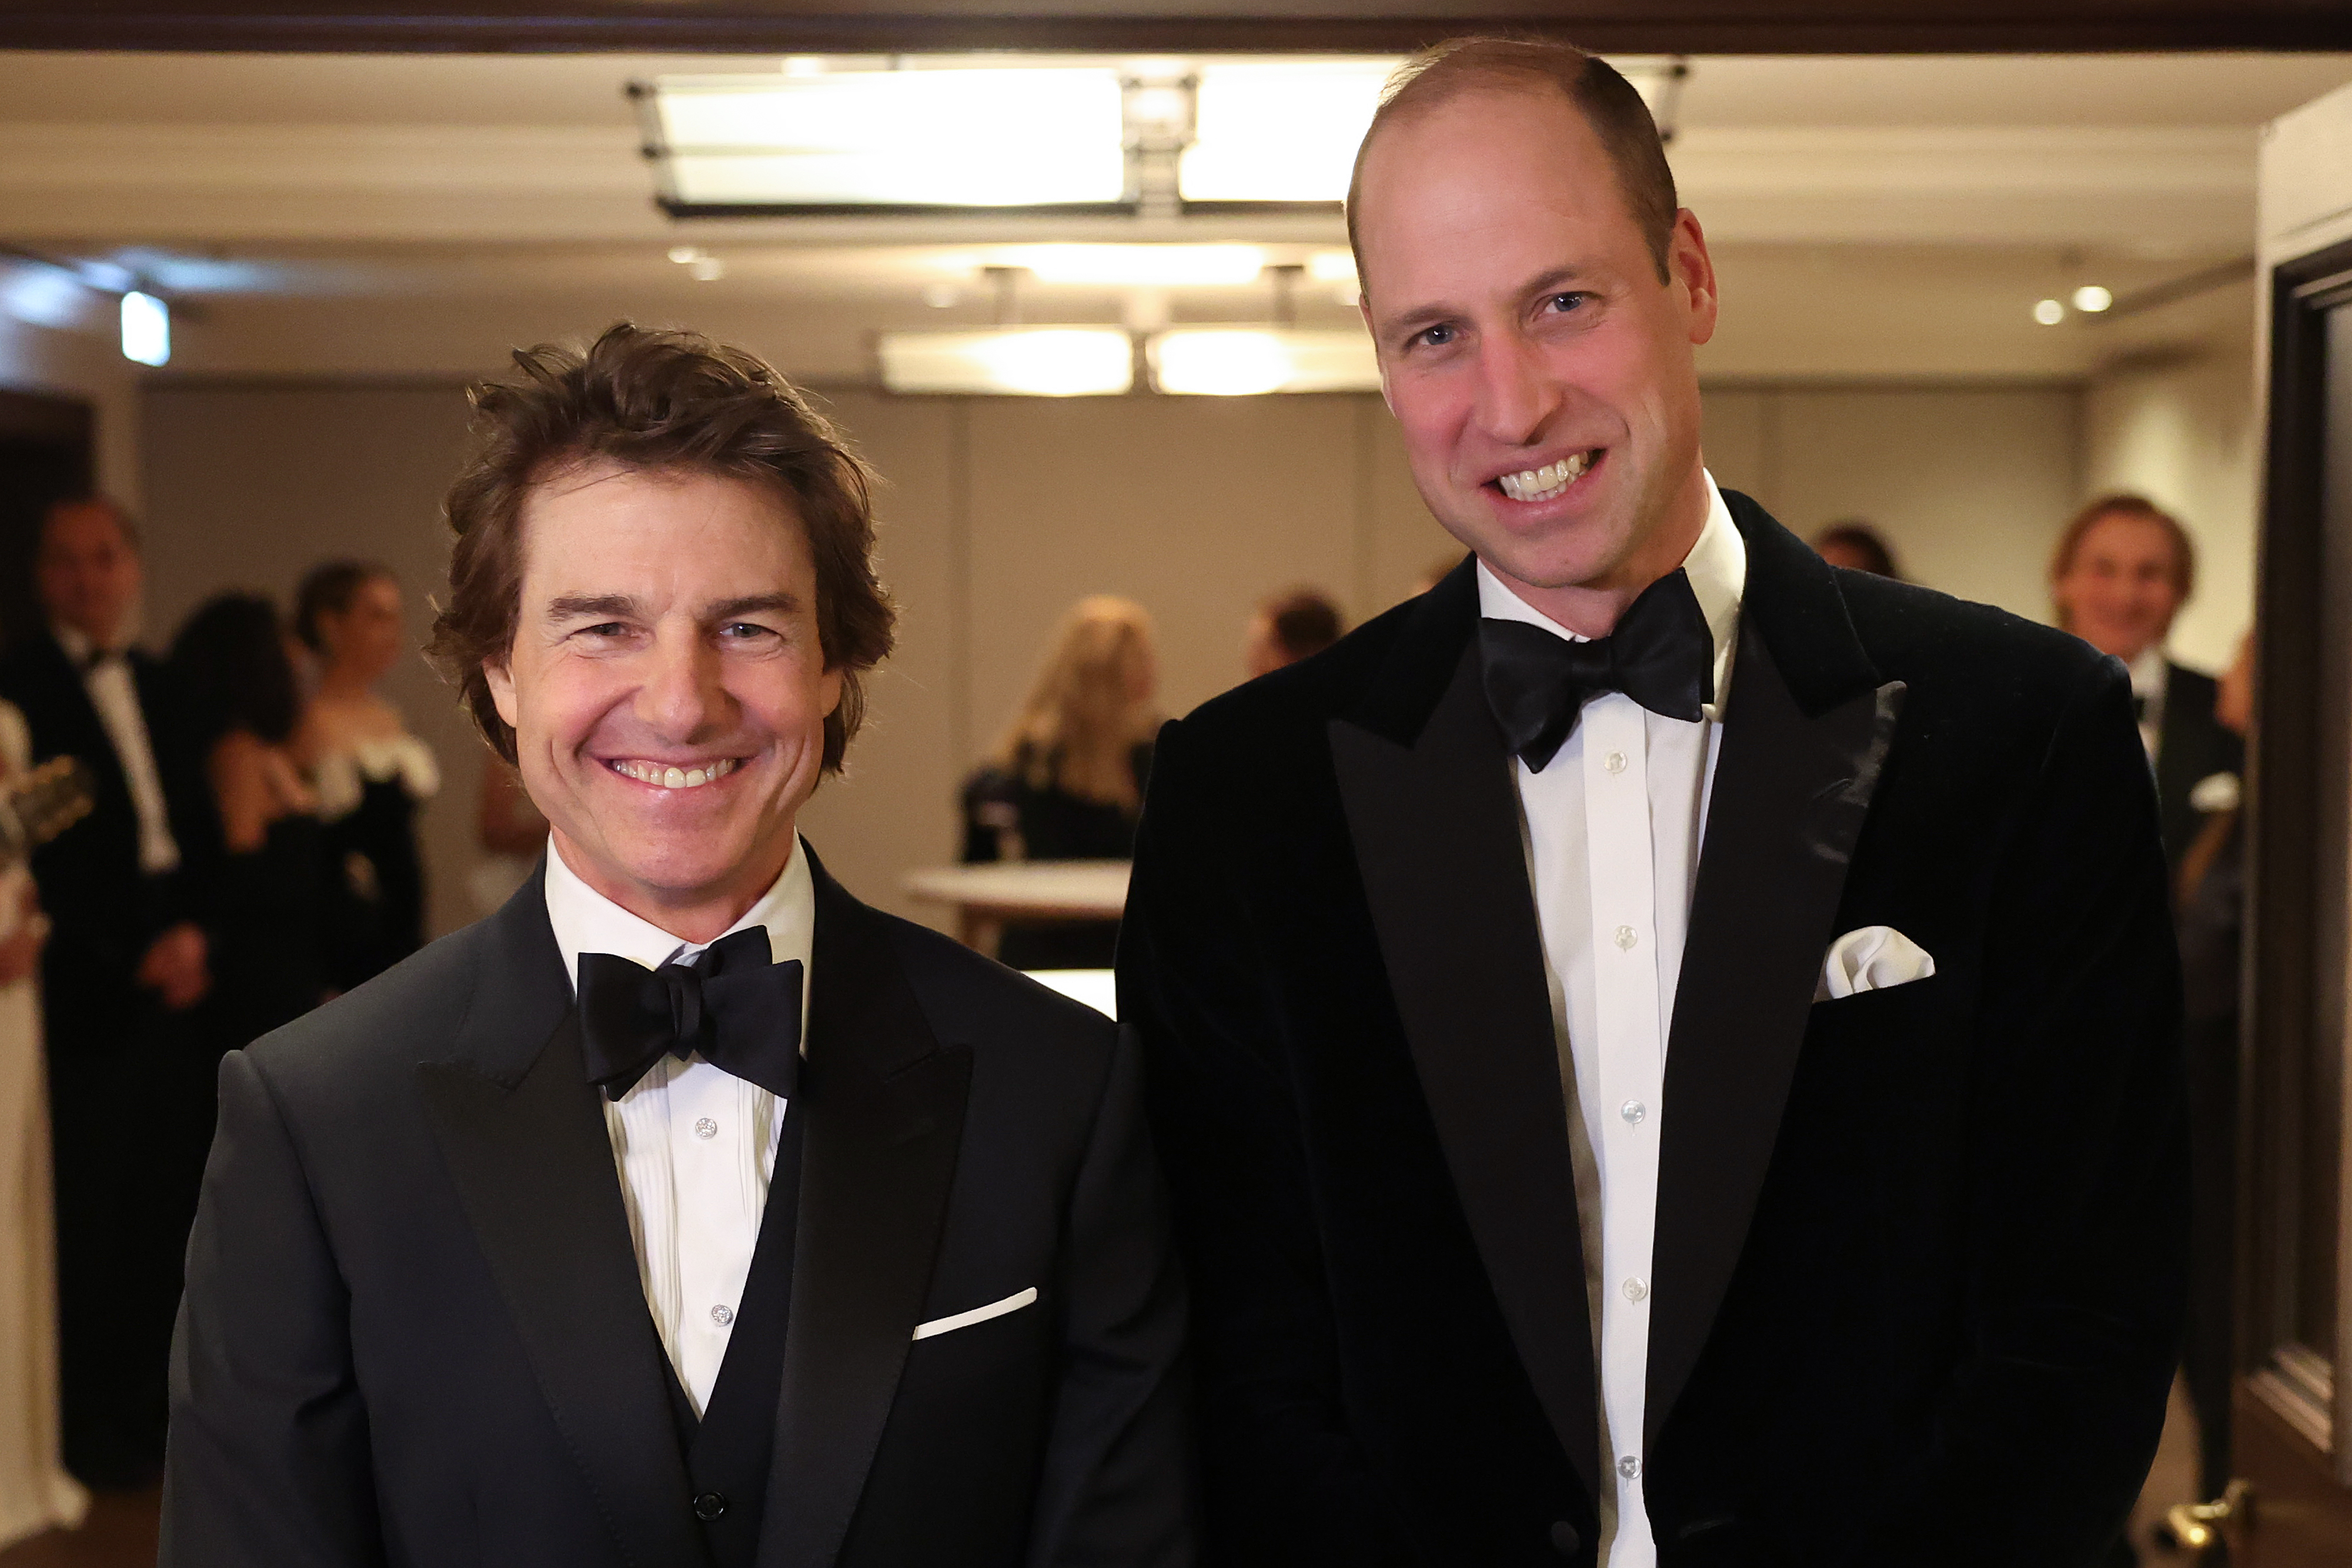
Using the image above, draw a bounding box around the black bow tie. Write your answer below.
[1477,569,1715,773]
[577,927,803,1102]
[2132,694,2149,723]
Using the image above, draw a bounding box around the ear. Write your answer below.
[818,664,844,719]
[1669,208,1719,348]
[1359,296,1397,416]
[485,659,519,731]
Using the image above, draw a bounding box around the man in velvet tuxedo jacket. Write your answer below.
[1120,41,2186,1568]
[162,326,1188,1567]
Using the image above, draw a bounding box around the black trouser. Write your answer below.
[47,998,218,1488]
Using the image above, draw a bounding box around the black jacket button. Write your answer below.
[1550,1520,1581,1556]
[693,1492,728,1522]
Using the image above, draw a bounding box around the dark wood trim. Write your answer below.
[2240,230,2352,1469]
[2,5,2349,56]
[0,388,94,446]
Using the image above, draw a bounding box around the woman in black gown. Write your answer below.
[960,596,1160,971]
[168,594,329,1162]
[296,561,437,991]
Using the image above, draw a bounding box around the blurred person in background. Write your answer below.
[1811,519,1902,579]
[961,595,1158,970]
[469,760,549,918]
[0,696,88,1546]
[2171,630,2252,1512]
[2052,494,2240,872]
[1242,587,1347,678]
[170,593,330,1071]
[296,561,437,988]
[0,495,216,1488]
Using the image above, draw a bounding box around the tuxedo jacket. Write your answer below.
[162,850,1189,1568]
[0,630,215,1048]
[2151,661,2243,872]
[1119,494,2187,1568]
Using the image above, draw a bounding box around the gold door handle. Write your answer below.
[2165,1479,2251,1551]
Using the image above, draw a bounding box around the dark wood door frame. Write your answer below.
[3,1,2350,55]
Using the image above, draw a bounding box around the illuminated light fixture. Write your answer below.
[1148,328,1380,396]
[2033,298,2067,326]
[1180,61,1396,205]
[1010,244,1265,287]
[2071,285,2114,313]
[1305,250,1358,284]
[119,289,169,366]
[636,69,1129,214]
[878,327,1135,396]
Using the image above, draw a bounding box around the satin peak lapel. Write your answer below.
[1330,640,1602,1497]
[419,989,709,1568]
[1644,618,1906,1446]
[759,862,972,1568]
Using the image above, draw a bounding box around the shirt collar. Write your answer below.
[543,834,815,998]
[2127,644,2169,698]
[1474,469,1748,722]
[52,624,98,667]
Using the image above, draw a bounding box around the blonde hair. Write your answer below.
[994,596,1160,810]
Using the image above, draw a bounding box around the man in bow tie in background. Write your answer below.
[1120,37,2186,1568]
[163,324,1188,1568]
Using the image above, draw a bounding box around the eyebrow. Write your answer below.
[542,591,804,623]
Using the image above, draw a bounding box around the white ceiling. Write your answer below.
[2,49,2344,380]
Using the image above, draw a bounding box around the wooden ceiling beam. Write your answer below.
[5,4,2350,56]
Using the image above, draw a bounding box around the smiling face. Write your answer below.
[1355,85,1718,634]
[2052,510,2187,663]
[483,461,843,938]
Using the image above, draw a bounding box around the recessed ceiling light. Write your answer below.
[1148,328,1379,395]
[120,290,169,366]
[688,256,726,282]
[667,245,703,265]
[2071,285,2114,313]
[878,327,1135,396]
[2033,299,2067,326]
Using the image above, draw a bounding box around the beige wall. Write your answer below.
[2082,332,2260,674]
[136,376,2096,944]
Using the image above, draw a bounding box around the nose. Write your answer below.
[637,622,730,741]
[1475,330,1561,449]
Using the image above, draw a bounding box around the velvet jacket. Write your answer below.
[1118,494,2187,1568]
[162,850,1190,1568]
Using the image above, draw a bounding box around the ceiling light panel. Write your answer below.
[879,327,1135,396]
[1149,328,1379,395]
[643,70,1129,212]
[1180,61,1398,205]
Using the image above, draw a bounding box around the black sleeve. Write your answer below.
[162,1051,386,1568]
[1117,719,1415,1568]
[1844,657,2189,1567]
[1024,1021,1194,1566]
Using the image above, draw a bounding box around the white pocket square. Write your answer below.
[1815,925,1936,1002]
[912,1286,1038,1342]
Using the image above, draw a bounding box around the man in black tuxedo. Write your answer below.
[0,495,216,1486]
[162,325,1188,1567]
[2048,493,2244,872]
[1120,39,2186,1568]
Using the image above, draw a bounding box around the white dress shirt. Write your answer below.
[1478,474,1746,1567]
[2127,643,2167,762]
[53,624,179,875]
[543,837,814,1415]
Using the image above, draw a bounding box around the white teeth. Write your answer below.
[1498,450,1593,502]
[610,758,739,790]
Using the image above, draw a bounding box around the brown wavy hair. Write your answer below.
[427,323,896,771]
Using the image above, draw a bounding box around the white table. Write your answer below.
[902,860,1132,951]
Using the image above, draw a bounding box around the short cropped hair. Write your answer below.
[2050,493,2196,609]
[427,323,896,771]
[1347,36,1680,285]
[1261,587,1345,663]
